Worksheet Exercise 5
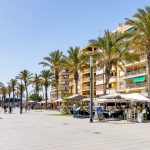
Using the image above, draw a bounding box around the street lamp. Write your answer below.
[20,78,23,114]
[90,55,93,123]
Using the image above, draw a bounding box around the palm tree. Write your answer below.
[9,79,17,106]
[90,30,139,94]
[15,83,25,105]
[39,50,64,99]
[17,70,33,103]
[7,84,12,103]
[40,70,52,109]
[0,86,7,107]
[31,74,42,102]
[126,6,150,97]
[64,47,87,94]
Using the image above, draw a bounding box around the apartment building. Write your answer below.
[50,68,69,100]
[68,44,97,98]
[96,23,148,97]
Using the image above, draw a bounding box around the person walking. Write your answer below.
[97,104,104,121]
[72,103,77,118]
[4,104,7,114]
[9,104,12,114]
[25,103,28,112]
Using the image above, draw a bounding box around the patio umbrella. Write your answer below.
[28,100,34,103]
[66,94,87,101]
[99,93,122,99]
[121,93,150,102]
[82,98,97,102]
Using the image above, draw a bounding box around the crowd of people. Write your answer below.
[1,103,35,114]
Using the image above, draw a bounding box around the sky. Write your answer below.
[0,0,149,85]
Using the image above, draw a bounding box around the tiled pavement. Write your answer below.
[0,108,150,150]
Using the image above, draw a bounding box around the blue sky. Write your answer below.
[0,0,149,85]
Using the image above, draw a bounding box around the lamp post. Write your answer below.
[20,78,23,114]
[90,55,93,123]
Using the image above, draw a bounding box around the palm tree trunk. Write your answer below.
[56,80,59,99]
[9,92,10,103]
[104,63,112,95]
[45,86,48,110]
[13,88,15,107]
[1,96,4,108]
[25,86,28,104]
[55,73,59,100]
[147,50,150,98]
[75,79,78,94]
[74,71,79,94]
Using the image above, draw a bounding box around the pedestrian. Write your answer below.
[25,104,28,112]
[9,103,12,114]
[4,104,7,114]
[97,104,104,121]
[72,103,77,118]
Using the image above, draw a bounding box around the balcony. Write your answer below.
[125,69,146,79]
[82,86,90,91]
[125,55,147,66]
[106,88,117,94]
[126,82,146,89]
[96,69,104,75]
[96,90,104,95]
[109,76,117,83]
[83,77,90,83]
[83,68,90,74]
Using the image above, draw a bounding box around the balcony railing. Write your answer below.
[83,68,90,74]
[126,69,146,77]
[126,82,146,89]
[82,86,90,91]
[83,77,90,82]
[124,55,146,65]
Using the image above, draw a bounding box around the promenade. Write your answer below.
[0,108,150,150]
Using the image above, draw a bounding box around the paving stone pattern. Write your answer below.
[0,108,150,150]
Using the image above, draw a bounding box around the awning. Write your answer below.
[82,98,97,102]
[124,78,133,81]
[99,93,122,99]
[121,93,150,102]
[133,76,146,83]
[66,94,87,101]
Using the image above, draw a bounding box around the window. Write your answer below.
[119,71,124,77]
[119,82,124,88]
[96,74,103,80]
[96,84,104,90]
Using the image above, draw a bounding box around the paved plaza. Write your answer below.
[0,109,150,150]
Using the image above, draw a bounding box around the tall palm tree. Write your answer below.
[7,84,12,103]
[125,6,150,97]
[39,50,64,99]
[64,47,87,94]
[0,86,7,107]
[15,83,25,103]
[40,70,52,109]
[90,30,139,94]
[31,74,42,102]
[9,79,17,106]
[17,70,33,103]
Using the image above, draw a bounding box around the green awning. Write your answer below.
[133,76,146,83]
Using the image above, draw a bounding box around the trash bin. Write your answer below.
[137,113,143,123]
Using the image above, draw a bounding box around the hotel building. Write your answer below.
[68,44,97,98]
[96,24,148,97]
[50,68,69,100]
